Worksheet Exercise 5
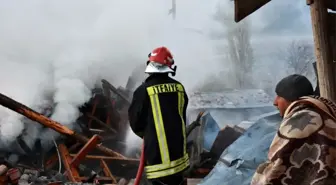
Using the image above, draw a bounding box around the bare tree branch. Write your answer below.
[197,2,255,92]
[279,40,315,76]
[212,4,255,88]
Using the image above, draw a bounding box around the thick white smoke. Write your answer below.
[0,0,219,151]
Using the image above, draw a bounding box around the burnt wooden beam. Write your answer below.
[59,144,81,182]
[234,0,271,22]
[102,79,130,105]
[71,135,100,168]
[100,159,117,183]
[86,113,117,134]
[0,92,126,158]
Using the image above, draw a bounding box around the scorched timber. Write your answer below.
[102,79,130,104]
[0,92,125,158]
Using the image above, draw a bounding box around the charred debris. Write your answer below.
[0,78,250,185]
[0,79,139,185]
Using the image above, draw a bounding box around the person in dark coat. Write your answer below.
[251,74,336,185]
[128,47,189,185]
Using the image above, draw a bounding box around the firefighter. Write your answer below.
[128,46,189,185]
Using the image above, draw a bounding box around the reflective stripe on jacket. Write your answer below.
[128,74,189,179]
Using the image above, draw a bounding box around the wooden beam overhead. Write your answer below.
[234,0,271,22]
[326,0,336,11]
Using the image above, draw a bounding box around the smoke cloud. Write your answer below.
[0,0,314,152]
[0,0,220,151]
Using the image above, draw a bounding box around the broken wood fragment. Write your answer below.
[46,142,83,170]
[86,113,117,134]
[100,159,117,183]
[58,144,80,182]
[0,92,126,158]
[102,79,130,105]
[0,93,74,136]
[71,135,100,168]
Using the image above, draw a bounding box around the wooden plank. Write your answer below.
[86,113,117,133]
[58,144,80,182]
[71,134,100,168]
[326,0,336,11]
[45,143,81,170]
[100,159,117,183]
[234,0,271,22]
[0,92,124,158]
[309,0,336,101]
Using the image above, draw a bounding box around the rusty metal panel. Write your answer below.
[234,0,271,22]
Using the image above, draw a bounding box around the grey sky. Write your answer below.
[0,0,316,92]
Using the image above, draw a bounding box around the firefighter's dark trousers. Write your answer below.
[149,173,185,185]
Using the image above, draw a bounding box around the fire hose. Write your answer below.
[134,142,145,185]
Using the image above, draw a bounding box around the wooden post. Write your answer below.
[328,13,336,62]
[309,0,336,101]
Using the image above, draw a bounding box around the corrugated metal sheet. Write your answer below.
[198,112,281,185]
[201,112,221,151]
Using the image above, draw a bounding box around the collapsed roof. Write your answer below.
[198,111,281,185]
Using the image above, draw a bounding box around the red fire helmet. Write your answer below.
[145,47,176,74]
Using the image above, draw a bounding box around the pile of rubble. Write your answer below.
[0,163,137,184]
[0,76,271,185]
[0,79,141,185]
